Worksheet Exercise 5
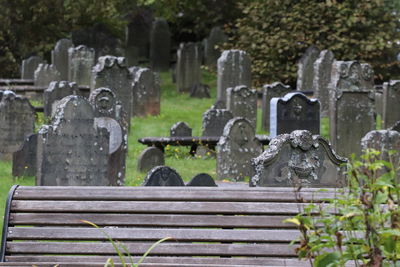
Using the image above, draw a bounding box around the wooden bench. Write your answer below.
[0,186,337,267]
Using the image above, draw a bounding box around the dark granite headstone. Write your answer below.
[12,134,37,177]
[137,147,165,173]
[270,92,320,138]
[187,173,217,186]
[51,39,73,80]
[297,46,320,92]
[204,26,228,69]
[43,81,78,118]
[68,45,95,87]
[202,108,233,137]
[170,122,192,137]
[143,166,185,186]
[34,64,61,87]
[382,80,400,129]
[149,18,171,71]
[251,130,347,187]
[313,50,335,117]
[226,85,257,129]
[176,42,201,93]
[21,56,46,80]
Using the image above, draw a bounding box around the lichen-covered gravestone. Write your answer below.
[130,67,160,117]
[382,80,400,129]
[297,46,320,92]
[217,117,263,181]
[36,95,110,186]
[217,50,251,103]
[0,91,35,159]
[170,122,192,137]
[226,85,257,129]
[150,18,171,71]
[261,82,292,132]
[329,61,375,157]
[68,45,95,87]
[202,108,233,137]
[51,39,73,80]
[12,133,37,177]
[204,26,228,69]
[187,173,217,186]
[176,42,201,93]
[313,50,335,117]
[251,130,347,187]
[270,92,320,138]
[143,166,185,186]
[34,64,61,87]
[43,81,78,118]
[21,56,45,80]
[137,147,165,173]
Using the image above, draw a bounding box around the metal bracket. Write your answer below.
[0,185,19,262]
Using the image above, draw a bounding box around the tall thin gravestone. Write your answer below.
[68,45,95,87]
[226,85,257,129]
[34,64,61,87]
[51,39,73,80]
[21,56,45,80]
[313,50,335,117]
[150,18,171,71]
[297,46,320,92]
[204,26,228,69]
[43,81,78,118]
[382,80,400,129]
[176,42,201,93]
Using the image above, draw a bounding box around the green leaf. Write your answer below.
[314,252,340,267]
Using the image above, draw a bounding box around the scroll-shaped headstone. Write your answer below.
[313,50,335,117]
[204,26,228,69]
[68,45,95,87]
[51,39,73,80]
[176,42,201,93]
[202,108,233,137]
[251,130,347,187]
[382,80,400,129]
[91,56,132,121]
[217,117,263,181]
[217,50,251,102]
[131,67,160,117]
[43,81,78,118]
[261,82,292,132]
[227,85,257,129]
[36,95,110,186]
[170,121,192,137]
[143,166,185,186]
[0,91,35,159]
[187,173,217,186]
[150,18,171,71]
[297,46,320,92]
[21,56,45,80]
[12,134,37,177]
[137,147,165,173]
[34,64,61,87]
[270,92,320,138]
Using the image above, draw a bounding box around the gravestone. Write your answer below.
[202,108,233,137]
[68,45,95,87]
[170,122,192,137]
[270,92,320,138]
[297,46,320,92]
[34,64,61,87]
[51,39,73,80]
[212,100,226,109]
[0,91,35,159]
[374,85,384,119]
[217,117,263,181]
[131,67,160,117]
[21,56,45,79]
[250,130,347,187]
[226,85,257,129]
[187,173,217,186]
[43,81,78,118]
[329,61,375,157]
[382,80,400,129]
[313,50,335,117]
[143,166,185,186]
[261,82,292,132]
[176,42,201,93]
[217,50,251,102]
[137,147,165,173]
[190,83,210,98]
[91,56,132,121]
[150,18,171,71]
[390,120,400,132]
[36,95,110,186]
[12,134,37,177]
[204,26,228,69]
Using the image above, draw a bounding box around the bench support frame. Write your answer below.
[1,185,19,262]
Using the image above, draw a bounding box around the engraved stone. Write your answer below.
[12,134,37,177]
[297,46,320,92]
[51,39,73,80]
[176,42,201,93]
[170,122,192,137]
[21,56,46,80]
[313,50,335,117]
[382,80,400,129]
[217,117,263,181]
[251,130,347,187]
[34,64,61,87]
[202,108,233,137]
[143,166,184,186]
[137,147,165,173]
[68,45,95,87]
[204,26,228,69]
[227,85,257,129]
[187,173,217,186]
[150,18,171,71]
[43,81,78,118]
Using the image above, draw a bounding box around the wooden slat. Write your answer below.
[0,263,280,267]
[7,227,300,242]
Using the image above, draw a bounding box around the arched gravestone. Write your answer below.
[68,45,95,87]
[251,130,347,187]
[150,18,171,71]
[270,92,320,138]
[21,56,46,80]
[296,46,320,92]
[36,95,110,186]
[313,50,335,117]
[329,61,375,157]
[176,42,201,93]
[382,80,400,129]
[91,56,132,122]
[204,26,228,69]
[51,39,73,80]
[34,64,61,87]
[202,108,233,137]
[89,88,128,185]
[261,82,293,132]
[137,147,165,173]
[143,166,185,186]
[217,50,251,103]
[226,85,257,129]
[187,173,217,186]
[44,81,78,118]
[217,117,263,181]
[170,122,192,137]
[130,67,160,117]
[12,133,37,177]
[0,91,35,159]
